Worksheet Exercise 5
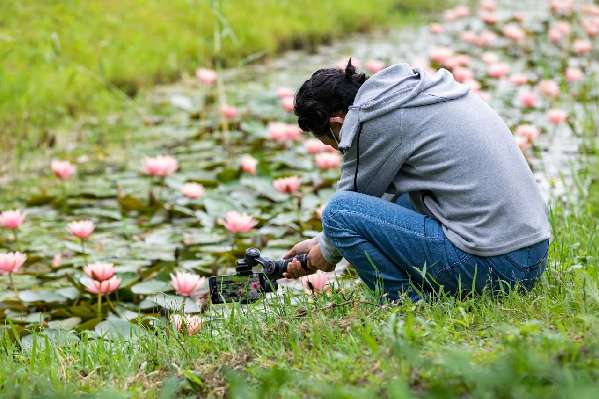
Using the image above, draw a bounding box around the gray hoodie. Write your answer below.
[318,63,551,263]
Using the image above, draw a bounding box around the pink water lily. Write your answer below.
[547,109,568,125]
[84,263,116,282]
[429,23,444,34]
[67,220,95,240]
[509,74,529,86]
[181,183,205,199]
[515,135,530,151]
[538,80,560,98]
[480,12,498,25]
[171,314,203,335]
[141,155,178,177]
[565,67,584,82]
[281,96,295,113]
[86,276,121,295]
[239,155,258,174]
[481,52,499,65]
[518,91,538,108]
[503,24,526,43]
[52,254,62,268]
[315,152,342,170]
[196,68,217,85]
[170,271,205,297]
[276,87,295,99]
[51,160,76,180]
[429,47,454,65]
[273,176,301,194]
[0,252,26,274]
[268,122,301,142]
[301,270,331,294]
[223,211,257,233]
[573,39,592,55]
[488,63,510,79]
[480,0,497,12]
[366,59,386,74]
[220,105,239,120]
[304,138,331,154]
[515,125,540,142]
[0,210,25,230]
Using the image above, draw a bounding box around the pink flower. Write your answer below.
[195,68,217,85]
[84,263,116,282]
[538,80,560,98]
[549,28,563,43]
[565,67,584,82]
[509,74,529,86]
[300,270,331,294]
[267,122,301,142]
[272,176,301,194]
[366,59,386,74]
[515,135,530,151]
[444,55,470,69]
[281,96,295,113]
[463,79,482,92]
[429,23,444,34]
[86,276,121,296]
[170,271,205,297]
[478,30,498,47]
[461,31,478,45]
[52,254,62,268]
[488,63,511,79]
[480,12,499,25]
[452,67,473,83]
[181,183,205,199]
[454,5,470,18]
[220,105,239,120]
[480,0,497,12]
[547,109,568,125]
[503,24,526,42]
[67,220,95,240]
[315,152,342,170]
[573,39,593,55]
[51,160,76,180]
[171,314,203,335]
[518,91,538,108]
[0,252,26,274]
[276,87,295,99]
[304,138,328,154]
[429,47,454,65]
[444,9,458,22]
[550,0,575,16]
[141,155,178,177]
[239,155,258,175]
[0,210,25,230]
[515,124,540,142]
[555,21,571,34]
[223,211,257,233]
[481,52,499,65]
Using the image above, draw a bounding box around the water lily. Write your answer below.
[547,109,568,125]
[67,220,95,240]
[515,124,540,142]
[220,105,239,120]
[273,176,301,194]
[181,183,205,199]
[141,155,178,178]
[0,210,25,236]
[280,96,295,113]
[222,211,257,233]
[315,152,342,170]
[301,270,331,294]
[51,160,76,180]
[366,59,386,74]
[565,67,584,82]
[0,252,26,275]
[538,80,560,98]
[196,68,217,85]
[518,91,538,108]
[239,155,258,174]
[84,263,116,282]
[171,314,203,335]
[170,271,205,297]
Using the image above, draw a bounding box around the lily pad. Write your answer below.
[131,280,171,295]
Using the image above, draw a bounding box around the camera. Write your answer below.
[208,248,308,304]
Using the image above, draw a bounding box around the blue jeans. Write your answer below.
[321,191,549,301]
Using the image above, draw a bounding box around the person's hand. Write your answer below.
[283,239,336,279]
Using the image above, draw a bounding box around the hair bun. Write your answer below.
[344,58,357,80]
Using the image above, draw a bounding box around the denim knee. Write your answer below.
[322,191,362,238]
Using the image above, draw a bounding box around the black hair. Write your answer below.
[294,59,367,136]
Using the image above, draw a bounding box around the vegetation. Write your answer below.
[0,0,436,157]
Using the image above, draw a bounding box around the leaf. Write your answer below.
[146,294,201,313]
[19,290,67,304]
[47,317,82,330]
[131,280,171,295]
[203,193,238,216]
[94,319,141,340]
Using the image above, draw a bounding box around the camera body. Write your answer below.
[209,248,308,304]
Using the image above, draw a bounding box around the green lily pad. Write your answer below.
[21,329,80,352]
[131,280,171,295]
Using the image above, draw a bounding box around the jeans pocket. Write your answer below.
[489,247,548,290]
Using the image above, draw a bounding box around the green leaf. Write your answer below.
[146,294,201,313]
[131,280,171,295]
[94,319,141,340]
[21,329,80,352]
[19,290,67,304]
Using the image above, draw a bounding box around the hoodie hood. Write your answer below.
[338,63,470,150]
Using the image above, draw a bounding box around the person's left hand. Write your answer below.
[283,242,336,279]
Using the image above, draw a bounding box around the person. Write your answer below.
[283,60,551,302]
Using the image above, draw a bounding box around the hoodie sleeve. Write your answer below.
[317,111,410,265]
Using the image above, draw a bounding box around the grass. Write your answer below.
[0,0,438,159]
[0,163,598,398]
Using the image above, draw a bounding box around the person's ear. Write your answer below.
[329,116,344,125]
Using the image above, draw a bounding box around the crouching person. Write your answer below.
[284,61,550,302]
